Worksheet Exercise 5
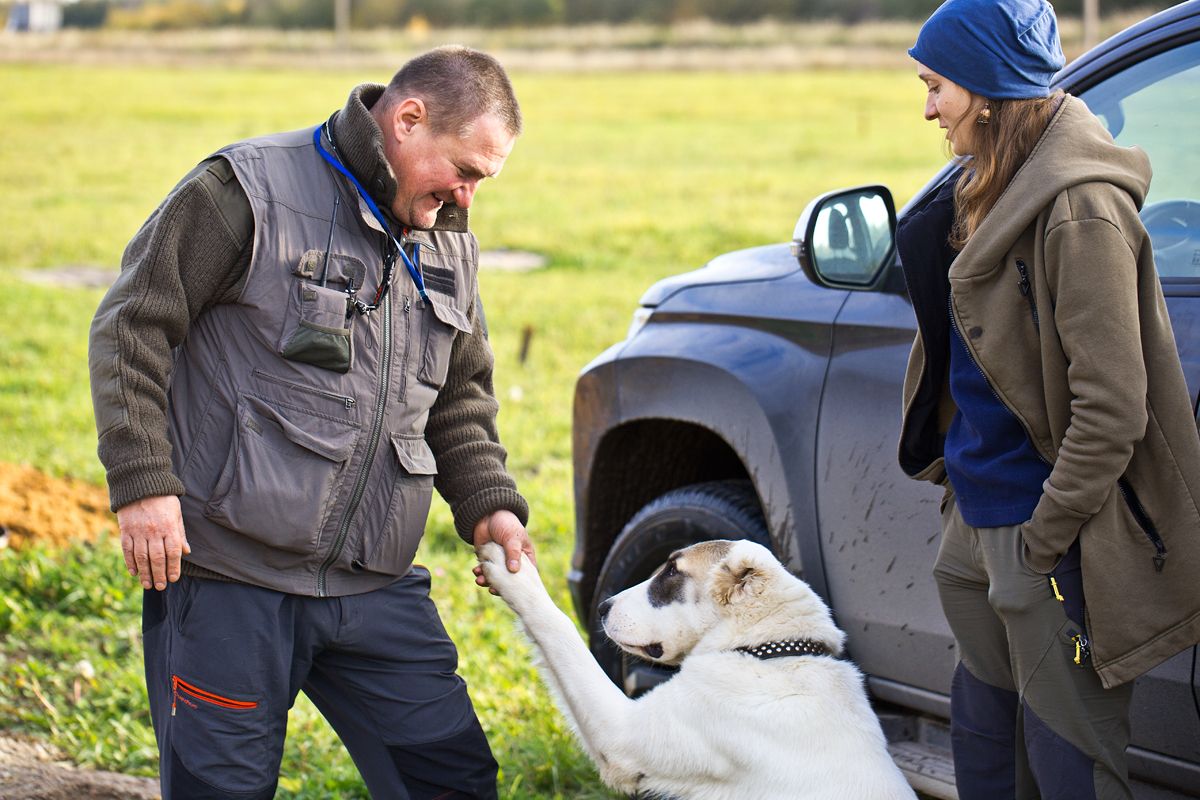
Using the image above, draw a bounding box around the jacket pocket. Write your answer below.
[418,285,473,389]
[355,434,438,576]
[279,279,354,373]
[206,394,359,554]
[1117,475,1168,572]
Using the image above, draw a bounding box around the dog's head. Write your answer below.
[599,539,844,667]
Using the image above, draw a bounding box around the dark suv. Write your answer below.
[569,3,1200,797]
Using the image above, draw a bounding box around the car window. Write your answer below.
[1081,40,1200,278]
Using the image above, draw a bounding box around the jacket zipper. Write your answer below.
[1117,476,1168,572]
[172,675,258,716]
[251,368,356,409]
[1016,259,1040,332]
[949,294,1053,469]
[316,288,392,596]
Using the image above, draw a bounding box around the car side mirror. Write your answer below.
[791,185,897,289]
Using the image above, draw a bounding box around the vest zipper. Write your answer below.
[251,368,356,409]
[950,294,1052,468]
[317,291,392,596]
[1117,476,1168,572]
[1016,259,1040,332]
[398,295,411,402]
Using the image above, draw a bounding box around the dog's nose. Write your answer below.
[597,597,613,622]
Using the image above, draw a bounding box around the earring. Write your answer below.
[977,105,991,124]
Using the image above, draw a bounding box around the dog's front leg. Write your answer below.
[476,543,647,791]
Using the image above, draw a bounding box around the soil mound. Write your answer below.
[0,733,159,799]
[0,463,116,550]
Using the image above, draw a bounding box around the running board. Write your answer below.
[880,711,1198,800]
[887,740,958,799]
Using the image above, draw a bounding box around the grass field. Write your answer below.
[0,62,946,797]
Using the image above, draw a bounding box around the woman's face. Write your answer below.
[917,63,979,156]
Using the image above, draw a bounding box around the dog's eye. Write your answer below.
[663,561,676,577]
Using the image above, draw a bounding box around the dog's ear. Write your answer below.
[711,553,768,606]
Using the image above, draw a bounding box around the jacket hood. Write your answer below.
[955,95,1151,272]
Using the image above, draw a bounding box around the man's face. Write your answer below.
[384,102,515,229]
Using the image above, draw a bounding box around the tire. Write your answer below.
[588,479,770,695]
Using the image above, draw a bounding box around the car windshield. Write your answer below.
[1080,39,1200,278]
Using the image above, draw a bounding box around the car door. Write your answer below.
[814,262,954,714]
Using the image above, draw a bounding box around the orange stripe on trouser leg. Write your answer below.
[172,676,258,710]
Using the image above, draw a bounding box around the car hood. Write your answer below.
[638,243,800,307]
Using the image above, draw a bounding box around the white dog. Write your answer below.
[476,538,916,800]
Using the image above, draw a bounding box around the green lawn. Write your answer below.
[0,62,946,797]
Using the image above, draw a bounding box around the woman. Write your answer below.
[896,1,1200,798]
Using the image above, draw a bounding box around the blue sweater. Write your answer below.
[945,300,1053,527]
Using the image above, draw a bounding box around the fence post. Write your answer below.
[1083,0,1099,51]
[335,0,350,49]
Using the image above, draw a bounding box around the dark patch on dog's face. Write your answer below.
[648,555,688,608]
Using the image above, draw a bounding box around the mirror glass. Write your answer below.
[810,190,893,285]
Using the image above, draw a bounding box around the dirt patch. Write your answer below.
[0,471,154,798]
[0,733,159,800]
[0,463,116,550]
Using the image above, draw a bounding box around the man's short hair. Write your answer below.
[381,45,522,140]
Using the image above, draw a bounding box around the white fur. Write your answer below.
[477,539,916,800]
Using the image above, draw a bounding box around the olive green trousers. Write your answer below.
[933,498,1134,800]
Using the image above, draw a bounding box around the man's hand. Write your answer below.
[471,509,535,594]
[115,495,191,591]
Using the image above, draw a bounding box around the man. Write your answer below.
[88,46,533,800]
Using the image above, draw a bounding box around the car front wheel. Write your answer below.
[588,479,771,695]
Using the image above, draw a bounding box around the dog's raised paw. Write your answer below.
[475,542,510,588]
[474,543,545,605]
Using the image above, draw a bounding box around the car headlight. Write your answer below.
[627,307,653,340]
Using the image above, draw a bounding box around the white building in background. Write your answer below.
[5,1,63,31]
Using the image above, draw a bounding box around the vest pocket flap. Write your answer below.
[427,293,472,333]
[243,394,359,462]
[294,250,363,287]
[391,435,438,475]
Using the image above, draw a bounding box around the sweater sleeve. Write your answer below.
[425,287,530,543]
[88,157,253,512]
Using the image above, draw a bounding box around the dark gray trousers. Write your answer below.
[142,567,498,800]
[934,499,1134,800]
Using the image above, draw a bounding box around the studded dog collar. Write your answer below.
[735,639,830,660]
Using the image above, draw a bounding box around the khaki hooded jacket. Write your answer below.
[899,96,1200,688]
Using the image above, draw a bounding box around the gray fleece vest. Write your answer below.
[170,125,477,596]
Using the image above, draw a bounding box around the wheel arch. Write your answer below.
[571,319,833,622]
[576,417,752,616]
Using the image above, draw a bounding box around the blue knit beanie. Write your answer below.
[909,0,1065,100]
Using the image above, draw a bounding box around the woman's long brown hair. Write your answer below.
[950,89,1066,250]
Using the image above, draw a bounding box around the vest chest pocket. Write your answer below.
[205,394,360,554]
[278,251,362,373]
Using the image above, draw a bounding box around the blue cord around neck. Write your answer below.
[312,123,429,309]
